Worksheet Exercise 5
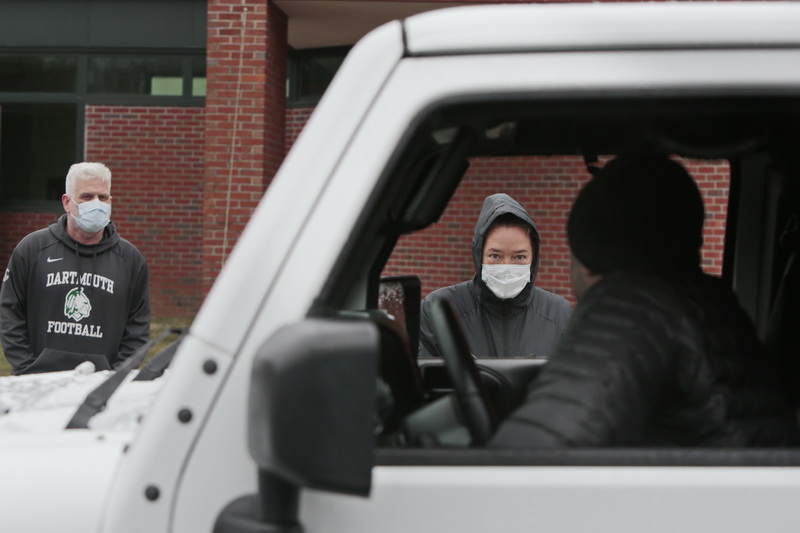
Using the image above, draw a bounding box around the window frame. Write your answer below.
[0,49,205,208]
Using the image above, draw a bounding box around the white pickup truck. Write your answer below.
[3,2,800,531]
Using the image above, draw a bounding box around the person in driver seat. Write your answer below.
[490,155,800,448]
[419,193,572,359]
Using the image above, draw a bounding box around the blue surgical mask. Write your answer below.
[71,198,111,234]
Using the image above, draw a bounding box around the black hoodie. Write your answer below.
[419,194,572,358]
[0,214,150,374]
[489,270,800,448]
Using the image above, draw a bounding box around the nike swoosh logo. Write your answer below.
[47,257,64,263]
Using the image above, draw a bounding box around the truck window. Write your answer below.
[318,95,800,465]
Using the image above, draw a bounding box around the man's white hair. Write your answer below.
[65,162,112,198]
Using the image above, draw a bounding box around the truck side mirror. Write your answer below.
[216,319,379,533]
[378,275,421,358]
[248,318,378,496]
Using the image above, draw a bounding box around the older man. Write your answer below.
[1,162,150,374]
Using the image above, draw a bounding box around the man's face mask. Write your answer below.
[481,263,531,300]
[71,198,111,234]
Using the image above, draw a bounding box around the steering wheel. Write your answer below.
[429,298,497,445]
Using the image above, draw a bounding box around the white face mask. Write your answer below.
[481,263,531,300]
[71,198,111,234]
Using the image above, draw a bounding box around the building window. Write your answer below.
[287,47,349,106]
[0,56,78,93]
[0,52,204,207]
[0,103,78,205]
[88,56,183,95]
[86,56,206,97]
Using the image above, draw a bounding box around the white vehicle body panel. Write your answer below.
[100,335,232,533]
[0,432,127,532]
[0,367,163,531]
[170,43,800,530]
[3,3,800,532]
[129,22,406,533]
[405,2,800,54]
[304,467,800,533]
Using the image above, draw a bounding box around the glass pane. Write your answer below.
[192,78,206,96]
[88,56,182,95]
[0,56,77,92]
[0,103,77,202]
[151,77,183,96]
[192,56,206,97]
[298,54,345,99]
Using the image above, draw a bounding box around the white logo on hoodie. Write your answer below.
[46,271,115,294]
[64,287,92,322]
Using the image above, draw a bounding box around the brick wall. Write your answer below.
[286,107,314,154]
[383,157,729,305]
[203,0,287,293]
[285,108,729,305]
[85,106,206,317]
[0,213,62,270]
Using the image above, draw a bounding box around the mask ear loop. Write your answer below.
[68,198,80,224]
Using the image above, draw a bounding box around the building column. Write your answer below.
[203,0,288,294]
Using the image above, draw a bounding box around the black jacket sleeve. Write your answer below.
[418,295,441,358]
[0,242,35,373]
[489,275,685,448]
[113,251,151,368]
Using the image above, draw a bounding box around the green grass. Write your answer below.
[0,316,193,377]
[0,354,9,376]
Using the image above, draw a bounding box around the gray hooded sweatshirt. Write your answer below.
[0,214,150,374]
[419,194,572,359]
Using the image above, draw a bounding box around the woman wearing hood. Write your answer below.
[419,193,572,359]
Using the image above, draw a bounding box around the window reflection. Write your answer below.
[0,56,77,93]
[88,56,183,95]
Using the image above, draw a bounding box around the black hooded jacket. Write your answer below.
[419,194,572,359]
[489,156,799,448]
[0,215,150,374]
[490,269,800,447]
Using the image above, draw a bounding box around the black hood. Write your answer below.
[49,214,120,255]
[472,193,540,283]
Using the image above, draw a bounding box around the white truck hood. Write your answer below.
[0,364,166,532]
[0,361,166,431]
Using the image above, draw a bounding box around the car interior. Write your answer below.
[310,94,800,465]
